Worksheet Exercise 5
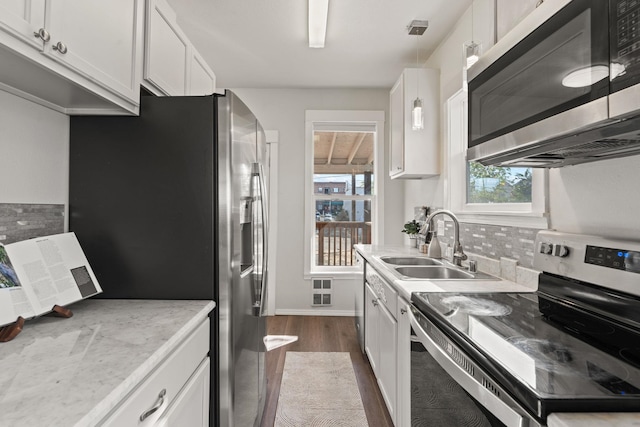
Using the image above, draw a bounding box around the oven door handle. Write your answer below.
[409,309,529,427]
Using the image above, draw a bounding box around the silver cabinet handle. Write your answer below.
[33,28,50,42]
[52,41,67,54]
[400,308,407,315]
[139,389,166,421]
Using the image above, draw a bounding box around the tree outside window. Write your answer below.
[467,163,532,204]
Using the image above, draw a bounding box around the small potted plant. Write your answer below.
[401,220,420,247]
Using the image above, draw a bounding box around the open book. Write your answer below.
[0,232,101,328]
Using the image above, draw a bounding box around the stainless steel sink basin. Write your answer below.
[379,256,442,266]
[393,266,498,280]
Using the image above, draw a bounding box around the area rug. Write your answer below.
[274,352,368,426]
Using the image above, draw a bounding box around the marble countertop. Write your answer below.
[355,244,534,301]
[0,299,215,427]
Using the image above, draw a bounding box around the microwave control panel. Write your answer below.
[612,0,640,89]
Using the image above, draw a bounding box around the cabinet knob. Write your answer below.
[33,28,50,42]
[52,41,68,54]
[400,308,407,315]
[139,388,166,421]
[372,299,378,306]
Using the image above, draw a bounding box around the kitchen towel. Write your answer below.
[274,351,368,427]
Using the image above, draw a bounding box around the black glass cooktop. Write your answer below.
[411,285,640,419]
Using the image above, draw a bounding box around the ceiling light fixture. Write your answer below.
[308,0,329,48]
[408,20,428,131]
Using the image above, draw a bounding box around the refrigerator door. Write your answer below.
[219,91,266,427]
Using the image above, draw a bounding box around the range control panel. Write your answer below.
[585,245,640,273]
[534,231,640,297]
[537,242,570,258]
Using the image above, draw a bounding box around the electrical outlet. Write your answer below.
[445,246,453,259]
[437,220,445,236]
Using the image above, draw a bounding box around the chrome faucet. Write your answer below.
[420,209,468,267]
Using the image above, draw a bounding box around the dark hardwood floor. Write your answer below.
[260,315,394,427]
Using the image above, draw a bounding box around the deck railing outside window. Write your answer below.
[315,221,371,266]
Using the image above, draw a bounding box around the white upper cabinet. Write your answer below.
[44,0,141,103]
[188,50,216,96]
[144,0,189,96]
[144,0,216,96]
[496,0,540,41]
[0,0,143,114]
[0,0,45,50]
[389,68,440,179]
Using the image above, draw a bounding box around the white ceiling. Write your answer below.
[166,0,473,89]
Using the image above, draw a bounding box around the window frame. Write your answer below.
[304,110,385,278]
[446,89,549,228]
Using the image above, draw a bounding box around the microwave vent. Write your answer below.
[489,135,640,168]
[547,138,640,158]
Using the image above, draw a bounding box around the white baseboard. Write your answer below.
[274,309,356,317]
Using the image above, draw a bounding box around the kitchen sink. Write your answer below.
[393,266,498,280]
[379,256,442,266]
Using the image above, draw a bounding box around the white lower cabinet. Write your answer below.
[364,266,399,425]
[157,358,210,427]
[396,298,411,427]
[377,299,397,421]
[100,319,210,426]
[364,284,380,373]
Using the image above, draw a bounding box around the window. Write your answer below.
[305,111,385,276]
[446,89,548,228]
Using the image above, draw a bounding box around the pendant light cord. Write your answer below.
[415,33,419,96]
[471,0,475,44]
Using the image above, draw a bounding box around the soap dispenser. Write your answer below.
[427,231,441,258]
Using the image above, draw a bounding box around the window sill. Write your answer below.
[304,268,363,280]
[453,211,549,229]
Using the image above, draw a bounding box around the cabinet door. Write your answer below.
[188,50,215,95]
[43,0,140,102]
[389,74,404,176]
[364,283,379,374]
[378,303,397,423]
[144,0,188,96]
[157,358,210,427]
[0,0,45,49]
[396,299,411,427]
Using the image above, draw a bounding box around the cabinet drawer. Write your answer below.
[100,319,210,426]
[365,267,398,318]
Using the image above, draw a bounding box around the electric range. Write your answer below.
[410,231,640,425]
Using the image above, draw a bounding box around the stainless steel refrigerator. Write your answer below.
[69,90,268,427]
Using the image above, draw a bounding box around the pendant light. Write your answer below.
[408,20,428,131]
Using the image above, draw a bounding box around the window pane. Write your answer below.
[314,200,372,266]
[467,162,532,203]
[313,131,374,195]
[313,130,374,267]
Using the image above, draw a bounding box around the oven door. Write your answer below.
[468,0,610,160]
[409,306,540,427]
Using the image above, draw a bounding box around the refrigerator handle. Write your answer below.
[253,162,269,317]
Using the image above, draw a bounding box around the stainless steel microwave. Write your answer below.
[467,0,640,168]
